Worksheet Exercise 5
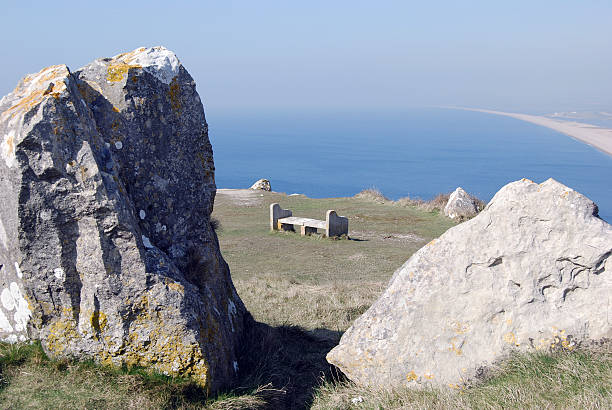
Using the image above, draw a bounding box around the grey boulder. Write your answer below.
[327,178,612,388]
[0,47,248,392]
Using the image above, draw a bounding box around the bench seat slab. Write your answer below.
[278,216,326,229]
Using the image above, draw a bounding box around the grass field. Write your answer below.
[0,189,610,409]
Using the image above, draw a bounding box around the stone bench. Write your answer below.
[270,203,348,237]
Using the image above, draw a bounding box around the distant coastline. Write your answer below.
[449,107,612,157]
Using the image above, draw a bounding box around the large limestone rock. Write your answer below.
[327,178,612,388]
[444,187,479,219]
[0,47,248,392]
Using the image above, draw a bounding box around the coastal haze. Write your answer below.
[1,2,611,113]
[1,1,611,213]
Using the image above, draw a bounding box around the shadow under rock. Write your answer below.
[234,321,345,409]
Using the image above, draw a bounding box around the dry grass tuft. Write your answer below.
[206,384,270,409]
[235,275,382,332]
[353,188,389,203]
[395,190,486,216]
[395,193,451,212]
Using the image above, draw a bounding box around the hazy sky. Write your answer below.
[2,1,611,115]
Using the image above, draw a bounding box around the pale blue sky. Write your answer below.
[2,1,611,115]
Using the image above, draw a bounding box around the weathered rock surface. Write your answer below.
[444,187,479,219]
[250,178,271,191]
[0,47,248,392]
[327,178,612,388]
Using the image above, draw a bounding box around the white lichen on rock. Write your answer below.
[117,46,180,85]
[53,268,65,281]
[141,235,154,249]
[249,178,271,191]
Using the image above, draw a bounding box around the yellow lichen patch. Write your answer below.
[4,134,15,157]
[99,312,211,388]
[106,62,142,83]
[165,279,184,294]
[452,321,469,334]
[90,310,108,333]
[44,80,68,100]
[168,78,182,112]
[79,166,89,181]
[112,106,120,113]
[114,47,147,62]
[550,328,575,350]
[405,370,418,382]
[536,338,550,351]
[424,373,434,380]
[426,239,436,246]
[503,332,517,345]
[521,178,534,183]
[2,65,70,121]
[3,89,44,115]
[46,317,80,355]
[449,338,463,356]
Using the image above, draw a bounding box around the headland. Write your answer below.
[452,107,612,157]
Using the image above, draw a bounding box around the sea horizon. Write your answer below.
[210,107,612,222]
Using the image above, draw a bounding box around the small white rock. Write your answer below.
[142,235,153,248]
[139,210,146,219]
[115,141,123,150]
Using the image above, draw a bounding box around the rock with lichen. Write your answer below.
[0,47,249,392]
[327,178,612,388]
[249,178,271,191]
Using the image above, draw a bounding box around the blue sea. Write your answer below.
[210,108,612,222]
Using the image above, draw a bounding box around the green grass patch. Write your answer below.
[0,341,209,409]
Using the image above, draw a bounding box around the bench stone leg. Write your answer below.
[326,210,349,237]
[280,222,295,232]
[301,226,317,236]
[270,203,292,231]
